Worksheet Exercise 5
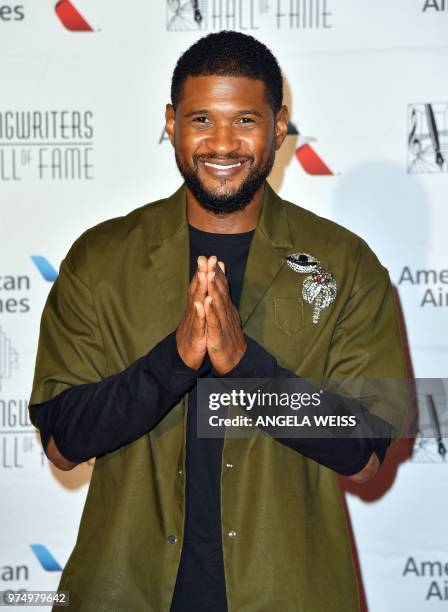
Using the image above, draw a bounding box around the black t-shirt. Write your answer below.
[169,224,255,612]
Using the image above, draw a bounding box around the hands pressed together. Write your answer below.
[176,255,247,375]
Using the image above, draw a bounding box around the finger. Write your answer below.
[192,301,206,334]
[197,255,208,272]
[193,300,205,318]
[189,257,208,297]
[188,271,199,298]
[207,255,218,272]
[193,270,207,301]
[211,264,230,300]
[214,259,227,278]
[207,270,226,309]
[204,296,221,330]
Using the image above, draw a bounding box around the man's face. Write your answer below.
[165,75,288,214]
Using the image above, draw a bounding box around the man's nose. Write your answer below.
[205,124,240,156]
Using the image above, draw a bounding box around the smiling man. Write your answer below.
[29,31,408,611]
[169,73,279,220]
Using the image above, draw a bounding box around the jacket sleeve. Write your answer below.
[213,335,392,476]
[29,242,207,464]
[323,243,409,445]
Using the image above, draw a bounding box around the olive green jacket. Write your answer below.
[30,183,408,612]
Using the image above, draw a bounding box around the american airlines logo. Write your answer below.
[31,256,58,282]
[30,545,63,572]
[287,121,333,176]
[54,0,94,31]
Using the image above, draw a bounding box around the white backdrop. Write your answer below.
[1,1,447,610]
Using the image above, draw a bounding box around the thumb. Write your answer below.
[192,301,206,335]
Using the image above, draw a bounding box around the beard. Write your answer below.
[175,147,275,215]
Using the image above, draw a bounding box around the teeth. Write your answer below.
[204,161,242,169]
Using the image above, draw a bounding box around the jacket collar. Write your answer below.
[146,182,294,329]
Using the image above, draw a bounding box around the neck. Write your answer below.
[186,184,264,233]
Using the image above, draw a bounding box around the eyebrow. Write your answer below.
[184,109,210,117]
[184,108,263,118]
[236,109,263,118]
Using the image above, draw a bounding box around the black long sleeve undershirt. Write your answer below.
[30,329,390,474]
[30,331,210,463]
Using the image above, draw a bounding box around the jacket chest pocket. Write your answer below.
[243,295,306,371]
[274,296,304,336]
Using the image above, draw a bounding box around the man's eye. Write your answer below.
[238,117,255,124]
[193,116,210,123]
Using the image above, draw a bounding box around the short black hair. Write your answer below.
[171,30,283,114]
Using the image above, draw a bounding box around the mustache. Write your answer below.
[193,152,254,164]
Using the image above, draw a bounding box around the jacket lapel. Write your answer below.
[239,182,294,327]
[145,185,190,331]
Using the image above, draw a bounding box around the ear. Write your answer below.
[165,103,176,147]
[274,105,289,151]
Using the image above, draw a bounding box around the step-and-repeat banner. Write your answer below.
[1,1,447,610]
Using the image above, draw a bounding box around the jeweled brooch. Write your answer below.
[285,253,337,324]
